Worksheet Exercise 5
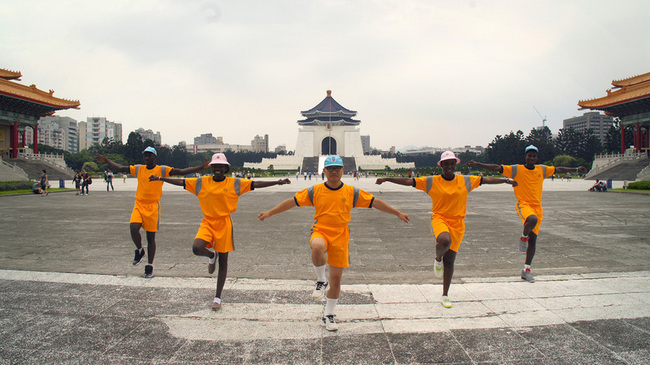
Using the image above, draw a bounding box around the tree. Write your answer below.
[577,129,602,163]
[525,126,555,164]
[124,132,144,164]
[82,161,99,172]
[483,130,526,164]
[554,127,581,157]
[604,119,634,153]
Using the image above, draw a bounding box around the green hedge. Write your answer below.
[0,181,34,191]
[628,181,650,190]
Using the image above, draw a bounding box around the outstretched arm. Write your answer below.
[481,176,518,187]
[149,175,185,186]
[169,159,210,176]
[258,198,297,221]
[94,154,129,173]
[372,198,410,223]
[554,166,587,174]
[375,177,413,186]
[253,178,291,189]
[466,160,503,173]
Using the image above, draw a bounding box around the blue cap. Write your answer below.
[143,146,157,155]
[525,145,538,153]
[324,155,344,167]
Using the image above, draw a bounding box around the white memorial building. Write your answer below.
[244,90,414,172]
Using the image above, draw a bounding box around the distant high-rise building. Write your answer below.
[78,117,122,149]
[26,116,79,153]
[563,112,614,144]
[194,133,218,145]
[252,134,269,153]
[361,135,371,154]
[275,144,287,154]
[134,128,162,144]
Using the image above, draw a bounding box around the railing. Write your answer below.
[0,157,29,179]
[587,151,649,178]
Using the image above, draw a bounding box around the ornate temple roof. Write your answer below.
[0,68,22,81]
[298,90,360,125]
[0,70,80,117]
[578,72,650,117]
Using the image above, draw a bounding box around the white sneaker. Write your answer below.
[441,296,452,308]
[321,315,338,331]
[312,281,329,299]
[434,259,443,279]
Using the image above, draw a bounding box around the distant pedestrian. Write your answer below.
[377,151,517,308]
[39,169,49,196]
[73,171,82,195]
[106,170,114,191]
[152,153,291,310]
[467,145,586,283]
[81,169,91,195]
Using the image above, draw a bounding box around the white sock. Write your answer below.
[324,297,338,316]
[209,251,217,264]
[213,297,221,304]
[524,264,531,271]
[314,264,327,282]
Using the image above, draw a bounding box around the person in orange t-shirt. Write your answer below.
[153,153,291,310]
[376,151,517,308]
[258,155,409,331]
[95,147,209,278]
[468,145,586,283]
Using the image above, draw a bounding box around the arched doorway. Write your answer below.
[321,137,337,155]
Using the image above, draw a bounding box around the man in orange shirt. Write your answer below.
[258,155,410,331]
[468,145,586,282]
[377,151,517,308]
[152,153,291,310]
[95,147,209,278]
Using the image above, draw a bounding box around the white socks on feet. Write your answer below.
[314,264,327,283]
[324,297,338,316]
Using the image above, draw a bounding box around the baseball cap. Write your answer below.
[209,153,230,166]
[525,145,538,153]
[437,151,461,166]
[143,146,157,155]
[324,155,344,167]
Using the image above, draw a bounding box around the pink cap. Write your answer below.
[209,153,230,166]
[437,151,461,166]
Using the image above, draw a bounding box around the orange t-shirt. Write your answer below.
[129,164,173,202]
[184,177,253,219]
[414,175,482,219]
[501,164,555,206]
[294,183,374,226]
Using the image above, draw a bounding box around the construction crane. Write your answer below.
[533,106,547,128]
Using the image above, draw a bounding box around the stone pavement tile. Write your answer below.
[388,332,472,364]
[246,338,322,364]
[18,350,153,365]
[420,283,478,303]
[369,284,429,303]
[570,319,650,354]
[451,327,542,363]
[5,312,88,352]
[625,317,650,331]
[460,282,529,301]
[104,318,186,362]
[376,301,492,320]
[170,339,252,364]
[322,332,394,365]
[534,293,646,311]
[515,324,610,358]
[52,314,148,354]
[497,309,566,328]
[382,316,507,333]
[481,298,543,314]
[554,304,649,323]
[0,347,38,365]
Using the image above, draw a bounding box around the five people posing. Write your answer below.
[95,145,584,332]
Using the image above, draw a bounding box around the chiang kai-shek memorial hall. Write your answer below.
[581,72,650,181]
[245,90,414,172]
[0,68,80,159]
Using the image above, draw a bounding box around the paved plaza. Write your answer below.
[0,176,649,364]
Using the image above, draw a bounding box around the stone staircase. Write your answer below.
[301,157,319,173]
[341,157,357,172]
[588,158,650,181]
[7,158,75,181]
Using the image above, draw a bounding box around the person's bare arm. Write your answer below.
[149,175,185,186]
[481,176,518,187]
[375,177,414,186]
[554,166,587,174]
[94,154,129,173]
[253,178,291,189]
[258,198,298,221]
[466,160,503,173]
[169,159,210,176]
[372,198,410,223]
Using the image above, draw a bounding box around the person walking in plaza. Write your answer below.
[73,171,82,195]
[467,145,586,283]
[39,169,49,196]
[376,151,518,308]
[95,147,209,278]
[106,169,114,192]
[258,155,410,331]
[151,153,291,310]
[81,169,91,195]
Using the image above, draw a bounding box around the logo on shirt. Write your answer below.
[342,198,347,203]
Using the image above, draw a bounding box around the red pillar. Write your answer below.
[33,124,39,154]
[635,123,641,152]
[11,122,19,158]
[620,124,626,154]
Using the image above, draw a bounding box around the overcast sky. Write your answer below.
[2,0,648,151]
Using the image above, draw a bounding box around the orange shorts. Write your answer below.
[130,200,160,232]
[430,215,465,252]
[195,216,234,253]
[311,224,350,268]
[516,202,543,235]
